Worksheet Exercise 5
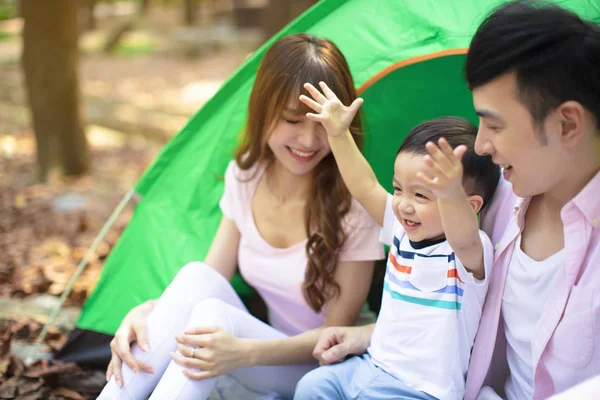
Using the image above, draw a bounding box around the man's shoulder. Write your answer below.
[481,175,519,244]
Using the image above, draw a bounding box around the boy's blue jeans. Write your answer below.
[294,354,438,400]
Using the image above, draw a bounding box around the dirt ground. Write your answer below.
[0,3,258,396]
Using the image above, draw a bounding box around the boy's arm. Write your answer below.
[438,193,484,279]
[418,139,484,279]
[327,130,388,226]
[300,82,387,226]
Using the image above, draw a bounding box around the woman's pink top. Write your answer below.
[219,160,385,336]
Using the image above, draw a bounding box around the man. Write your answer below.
[297,1,600,399]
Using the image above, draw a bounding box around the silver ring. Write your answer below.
[190,347,196,358]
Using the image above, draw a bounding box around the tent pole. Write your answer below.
[24,189,137,366]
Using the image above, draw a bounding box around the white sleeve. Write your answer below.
[378,194,397,246]
[455,230,494,286]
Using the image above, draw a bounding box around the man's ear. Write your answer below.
[556,101,586,148]
[467,194,484,214]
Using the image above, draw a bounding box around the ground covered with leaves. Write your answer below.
[0,125,160,397]
[0,5,253,395]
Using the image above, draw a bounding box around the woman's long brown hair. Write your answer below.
[234,34,364,313]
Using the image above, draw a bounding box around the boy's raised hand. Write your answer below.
[300,81,363,137]
[417,138,468,200]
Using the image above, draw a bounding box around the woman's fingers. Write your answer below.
[170,351,211,371]
[183,369,217,381]
[321,342,349,365]
[305,112,325,122]
[108,351,123,387]
[110,335,155,377]
[348,98,364,116]
[175,333,215,347]
[106,359,113,382]
[175,343,214,362]
[303,82,327,104]
[319,81,339,101]
[112,335,139,373]
[132,322,150,353]
[299,94,323,113]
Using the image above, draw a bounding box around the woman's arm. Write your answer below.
[241,259,375,366]
[203,216,240,281]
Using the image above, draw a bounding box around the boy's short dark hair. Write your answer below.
[398,117,500,209]
[465,0,600,130]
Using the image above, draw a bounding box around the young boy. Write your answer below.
[294,84,500,400]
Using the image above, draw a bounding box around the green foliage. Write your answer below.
[113,37,155,57]
[0,1,17,21]
[0,30,14,40]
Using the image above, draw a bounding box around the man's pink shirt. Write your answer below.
[465,171,600,400]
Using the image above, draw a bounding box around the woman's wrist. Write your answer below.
[357,324,374,349]
[239,338,258,367]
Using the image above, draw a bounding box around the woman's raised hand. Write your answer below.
[300,81,363,137]
[106,300,156,386]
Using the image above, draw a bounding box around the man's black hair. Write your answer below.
[465,0,600,130]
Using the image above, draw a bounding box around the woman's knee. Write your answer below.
[169,262,229,295]
[188,298,236,331]
[175,262,220,283]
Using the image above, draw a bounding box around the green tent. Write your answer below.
[56,0,600,365]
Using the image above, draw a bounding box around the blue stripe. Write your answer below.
[383,282,462,310]
[385,269,464,296]
[392,236,455,261]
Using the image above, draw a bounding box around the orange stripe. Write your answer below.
[357,48,468,95]
[448,269,465,284]
[389,253,465,284]
[389,253,412,274]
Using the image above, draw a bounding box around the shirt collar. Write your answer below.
[570,168,600,228]
[513,197,530,230]
[513,169,600,229]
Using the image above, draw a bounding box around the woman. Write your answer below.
[98,33,384,399]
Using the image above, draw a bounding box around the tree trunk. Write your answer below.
[183,0,197,26]
[263,0,317,38]
[78,0,97,32]
[21,0,90,180]
[139,0,151,15]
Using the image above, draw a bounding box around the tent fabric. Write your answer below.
[73,0,600,341]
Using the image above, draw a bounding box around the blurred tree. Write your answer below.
[78,0,98,32]
[184,0,198,25]
[140,0,151,15]
[263,0,318,38]
[21,0,90,180]
[103,0,150,53]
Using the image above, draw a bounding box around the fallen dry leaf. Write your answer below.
[23,360,81,379]
[51,387,85,400]
[13,193,26,209]
[0,359,9,380]
[17,378,44,395]
[0,376,19,399]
